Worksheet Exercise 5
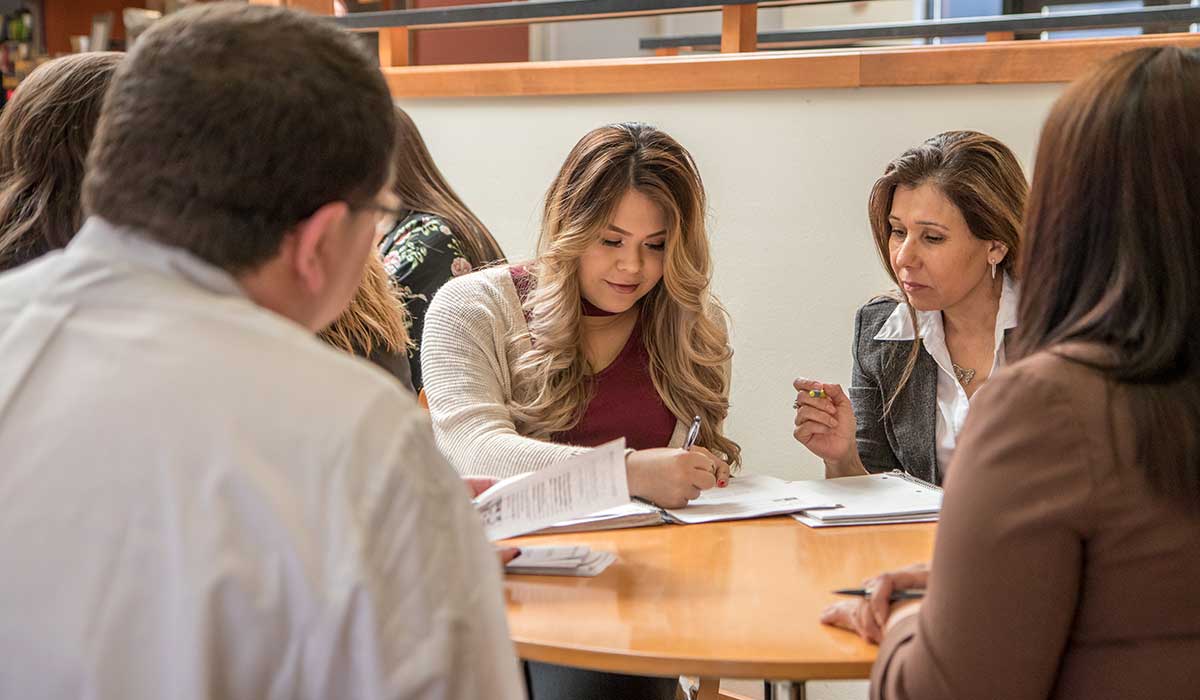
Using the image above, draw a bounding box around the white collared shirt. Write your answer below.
[0,218,523,700]
[873,274,1020,477]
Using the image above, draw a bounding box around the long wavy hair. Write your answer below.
[508,122,741,468]
[319,254,411,356]
[866,130,1027,416]
[1016,46,1200,511]
[391,106,504,267]
[0,52,122,271]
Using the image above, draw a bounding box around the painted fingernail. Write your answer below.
[718,480,727,488]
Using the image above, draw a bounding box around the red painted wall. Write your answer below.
[411,0,528,65]
[43,0,127,55]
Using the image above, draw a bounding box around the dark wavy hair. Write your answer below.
[1016,46,1200,511]
[0,52,122,271]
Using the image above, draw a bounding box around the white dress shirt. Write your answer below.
[873,274,1019,476]
[0,219,524,700]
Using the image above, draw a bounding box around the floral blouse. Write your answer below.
[379,213,475,392]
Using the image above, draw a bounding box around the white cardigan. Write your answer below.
[421,265,687,478]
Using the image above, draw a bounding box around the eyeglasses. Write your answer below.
[354,203,407,239]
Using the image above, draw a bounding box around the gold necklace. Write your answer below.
[952,362,976,386]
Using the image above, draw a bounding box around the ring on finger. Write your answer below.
[792,399,800,409]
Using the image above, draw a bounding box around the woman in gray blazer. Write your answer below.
[793,131,1026,485]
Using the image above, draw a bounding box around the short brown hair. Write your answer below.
[0,52,122,271]
[866,130,1028,415]
[1016,46,1200,511]
[82,3,396,272]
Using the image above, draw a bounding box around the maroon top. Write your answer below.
[509,266,677,449]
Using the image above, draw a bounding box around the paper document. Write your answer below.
[661,474,841,524]
[536,501,664,534]
[504,544,617,577]
[789,472,942,527]
[475,438,630,540]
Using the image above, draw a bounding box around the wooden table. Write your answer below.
[503,517,935,699]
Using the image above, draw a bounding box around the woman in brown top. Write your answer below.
[820,45,1200,699]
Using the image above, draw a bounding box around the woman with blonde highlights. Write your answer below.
[423,122,739,501]
[422,119,738,700]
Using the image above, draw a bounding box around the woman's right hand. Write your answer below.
[792,378,857,465]
[626,448,718,508]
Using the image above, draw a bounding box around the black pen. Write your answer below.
[833,588,925,602]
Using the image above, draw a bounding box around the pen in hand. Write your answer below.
[833,588,925,602]
[682,415,701,450]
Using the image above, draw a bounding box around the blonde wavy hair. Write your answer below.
[508,122,741,468]
[320,254,411,357]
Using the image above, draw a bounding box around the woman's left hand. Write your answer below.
[820,562,929,644]
[462,476,521,566]
[687,445,731,487]
[462,476,498,499]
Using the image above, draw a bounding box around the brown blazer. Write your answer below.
[872,346,1200,699]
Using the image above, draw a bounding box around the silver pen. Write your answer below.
[682,415,701,450]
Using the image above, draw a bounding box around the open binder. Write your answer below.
[534,474,841,534]
[536,471,942,534]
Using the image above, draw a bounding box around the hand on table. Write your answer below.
[820,562,929,644]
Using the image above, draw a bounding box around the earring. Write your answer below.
[990,260,997,279]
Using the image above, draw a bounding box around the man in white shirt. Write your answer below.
[0,5,522,699]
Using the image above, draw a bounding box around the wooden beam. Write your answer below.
[720,3,757,53]
[379,26,414,66]
[381,33,1200,98]
[286,0,336,13]
[655,47,681,55]
[985,31,1016,41]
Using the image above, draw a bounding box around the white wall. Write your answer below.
[398,82,1063,488]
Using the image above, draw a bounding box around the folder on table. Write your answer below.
[790,471,942,528]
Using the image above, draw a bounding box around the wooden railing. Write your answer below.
[254,0,1200,99]
[331,0,865,64]
[639,3,1200,52]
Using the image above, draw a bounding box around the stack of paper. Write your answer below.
[504,545,617,577]
[790,472,942,527]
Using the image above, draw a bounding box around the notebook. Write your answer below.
[533,474,841,534]
[790,471,943,527]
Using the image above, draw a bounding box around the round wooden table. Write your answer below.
[503,517,935,698]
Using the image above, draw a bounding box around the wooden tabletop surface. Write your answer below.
[502,516,936,680]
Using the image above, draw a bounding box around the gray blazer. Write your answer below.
[851,297,1013,486]
[850,297,940,484]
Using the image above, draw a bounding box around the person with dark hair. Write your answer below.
[378,106,506,392]
[821,46,1200,699]
[0,5,521,699]
[792,130,1027,485]
[0,52,122,271]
